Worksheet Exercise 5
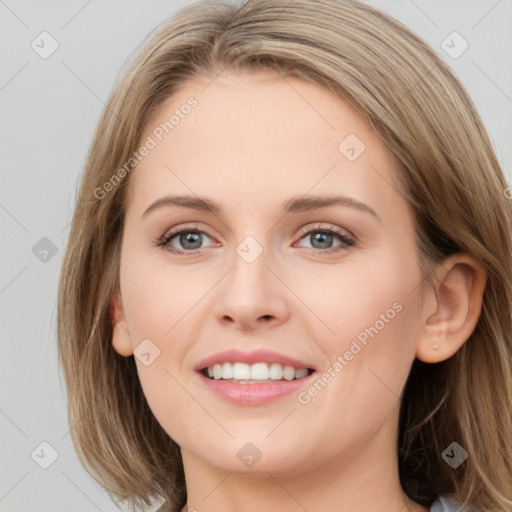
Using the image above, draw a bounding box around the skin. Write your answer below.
[110,69,487,512]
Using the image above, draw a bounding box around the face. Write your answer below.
[112,69,426,476]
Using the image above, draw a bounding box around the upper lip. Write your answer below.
[195,349,316,372]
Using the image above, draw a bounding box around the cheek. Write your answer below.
[121,251,211,341]
[302,262,408,343]
[312,251,420,383]
[119,252,215,414]
[298,286,418,449]
[120,258,204,441]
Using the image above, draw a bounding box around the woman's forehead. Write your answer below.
[127,71,401,213]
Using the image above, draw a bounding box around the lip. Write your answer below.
[194,348,315,372]
[194,348,317,406]
[196,370,317,406]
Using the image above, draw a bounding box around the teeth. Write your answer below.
[222,362,233,379]
[283,365,295,380]
[232,362,250,380]
[269,363,283,380]
[295,368,309,379]
[205,362,311,381]
[250,362,269,380]
[213,364,222,380]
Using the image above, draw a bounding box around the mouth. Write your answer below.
[199,362,315,384]
[194,349,317,405]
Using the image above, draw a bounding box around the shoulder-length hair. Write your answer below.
[57,1,512,511]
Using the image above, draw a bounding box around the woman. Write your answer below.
[57,1,512,511]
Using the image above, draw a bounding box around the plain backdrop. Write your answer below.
[1,1,511,511]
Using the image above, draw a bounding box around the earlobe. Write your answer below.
[415,254,487,364]
[110,292,134,357]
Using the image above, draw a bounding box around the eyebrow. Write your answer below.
[141,194,380,221]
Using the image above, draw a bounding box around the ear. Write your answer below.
[110,291,134,357]
[415,253,487,363]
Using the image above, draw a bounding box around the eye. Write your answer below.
[155,222,355,256]
[294,223,355,254]
[156,224,217,255]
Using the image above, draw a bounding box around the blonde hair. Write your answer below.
[57,1,512,511]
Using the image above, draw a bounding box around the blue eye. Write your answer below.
[156,223,355,255]
[157,224,215,254]
[295,225,355,253]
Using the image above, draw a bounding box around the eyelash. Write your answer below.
[155,222,356,256]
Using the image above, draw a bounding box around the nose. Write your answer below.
[213,245,290,332]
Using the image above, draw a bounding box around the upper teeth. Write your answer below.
[206,362,309,381]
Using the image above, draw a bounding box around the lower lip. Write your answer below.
[196,371,316,406]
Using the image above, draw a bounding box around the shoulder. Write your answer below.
[430,496,476,512]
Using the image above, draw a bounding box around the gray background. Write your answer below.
[1,1,511,511]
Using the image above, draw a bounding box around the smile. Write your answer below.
[202,362,312,382]
[194,349,318,406]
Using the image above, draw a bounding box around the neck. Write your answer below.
[179,416,429,512]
